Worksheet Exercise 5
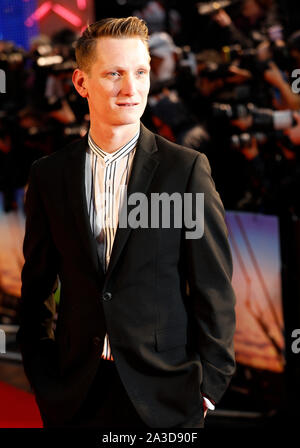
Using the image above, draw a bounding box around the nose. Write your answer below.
[120,73,136,96]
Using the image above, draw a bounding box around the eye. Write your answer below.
[137,69,147,76]
[108,72,120,78]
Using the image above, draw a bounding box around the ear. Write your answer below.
[72,68,89,98]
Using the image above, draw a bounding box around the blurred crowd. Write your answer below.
[0,0,300,219]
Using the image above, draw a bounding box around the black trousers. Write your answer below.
[62,358,148,428]
[55,359,203,429]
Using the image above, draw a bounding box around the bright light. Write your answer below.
[25,1,86,29]
[37,55,63,66]
[52,4,82,27]
[25,1,52,27]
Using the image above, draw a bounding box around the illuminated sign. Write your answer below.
[25,1,87,28]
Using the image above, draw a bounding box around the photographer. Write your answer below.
[262,50,300,110]
[44,65,76,125]
[212,0,282,48]
[146,32,211,152]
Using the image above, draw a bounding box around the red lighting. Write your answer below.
[25,1,87,29]
[52,4,82,27]
[77,0,87,10]
[25,1,52,27]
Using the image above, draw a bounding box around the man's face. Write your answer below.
[75,37,151,128]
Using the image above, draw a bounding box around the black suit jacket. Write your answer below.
[17,123,236,428]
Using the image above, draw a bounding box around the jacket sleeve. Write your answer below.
[185,152,236,404]
[16,160,59,385]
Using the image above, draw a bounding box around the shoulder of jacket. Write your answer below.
[32,137,85,171]
[154,133,205,163]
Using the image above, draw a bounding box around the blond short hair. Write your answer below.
[75,17,149,73]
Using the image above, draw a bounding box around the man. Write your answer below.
[17,17,236,428]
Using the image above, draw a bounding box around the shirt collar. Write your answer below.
[88,129,139,164]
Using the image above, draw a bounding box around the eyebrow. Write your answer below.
[102,64,150,72]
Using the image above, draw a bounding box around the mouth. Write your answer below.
[116,103,139,107]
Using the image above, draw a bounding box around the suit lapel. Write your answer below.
[64,136,105,282]
[105,123,160,281]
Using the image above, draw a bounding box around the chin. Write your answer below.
[111,118,139,126]
[114,112,142,125]
[119,120,140,126]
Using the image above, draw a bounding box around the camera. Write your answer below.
[212,102,297,131]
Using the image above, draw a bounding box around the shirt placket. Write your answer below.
[103,157,113,271]
[88,131,139,362]
[101,156,114,361]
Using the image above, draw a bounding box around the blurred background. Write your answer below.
[0,0,300,428]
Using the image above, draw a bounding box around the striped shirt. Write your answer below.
[85,129,139,360]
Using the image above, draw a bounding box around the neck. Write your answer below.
[89,122,140,153]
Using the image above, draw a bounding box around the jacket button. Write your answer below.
[93,336,101,347]
[102,292,112,301]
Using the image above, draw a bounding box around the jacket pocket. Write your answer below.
[155,325,187,352]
